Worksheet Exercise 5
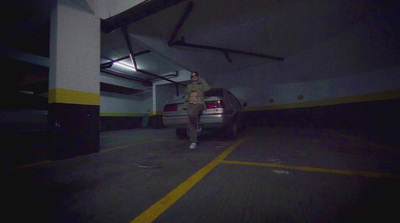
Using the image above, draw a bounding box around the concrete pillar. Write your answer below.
[48,0,100,160]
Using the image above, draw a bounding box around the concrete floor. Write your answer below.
[3,127,400,222]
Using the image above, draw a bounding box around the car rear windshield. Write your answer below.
[205,89,223,97]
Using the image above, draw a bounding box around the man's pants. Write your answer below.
[187,103,204,143]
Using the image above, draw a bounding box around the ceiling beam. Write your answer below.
[100,68,152,86]
[101,0,188,33]
[167,1,284,62]
[113,50,151,62]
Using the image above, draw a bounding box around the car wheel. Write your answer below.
[225,119,238,139]
[176,129,188,140]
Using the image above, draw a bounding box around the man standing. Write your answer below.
[183,71,210,149]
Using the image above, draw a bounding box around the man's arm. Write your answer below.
[202,78,211,92]
[184,85,189,102]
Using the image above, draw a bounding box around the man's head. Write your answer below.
[190,71,199,82]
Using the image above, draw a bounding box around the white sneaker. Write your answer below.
[189,143,197,149]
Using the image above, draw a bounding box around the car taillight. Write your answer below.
[206,100,225,109]
[164,104,178,112]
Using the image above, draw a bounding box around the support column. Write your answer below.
[48,0,100,160]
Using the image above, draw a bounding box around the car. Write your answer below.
[162,88,247,139]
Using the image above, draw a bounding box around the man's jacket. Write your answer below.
[183,77,210,110]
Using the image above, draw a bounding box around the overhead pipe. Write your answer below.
[222,51,232,63]
[100,54,183,87]
[121,26,187,87]
[100,68,152,86]
[100,61,113,69]
[146,71,179,81]
[171,40,285,61]
[139,70,183,96]
[100,50,151,69]
[121,26,138,70]
[167,1,194,46]
[113,50,151,63]
[136,69,186,87]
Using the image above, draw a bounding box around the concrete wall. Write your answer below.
[99,71,153,130]
[100,71,152,115]
[204,10,400,109]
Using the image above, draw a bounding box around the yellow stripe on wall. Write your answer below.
[153,111,163,116]
[100,113,145,117]
[48,88,100,105]
[100,112,163,117]
[246,89,400,111]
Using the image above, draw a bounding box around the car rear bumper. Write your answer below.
[163,114,233,129]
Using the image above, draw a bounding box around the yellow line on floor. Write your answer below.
[220,160,400,178]
[101,139,161,152]
[130,138,246,223]
[6,160,53,171]
[101,138,179,152]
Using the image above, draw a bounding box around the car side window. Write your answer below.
[228,91,241,108]
[234,95,241,108]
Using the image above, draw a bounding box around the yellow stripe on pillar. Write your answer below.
[48,88,100,105]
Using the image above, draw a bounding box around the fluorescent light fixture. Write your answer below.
[113,61,137,71]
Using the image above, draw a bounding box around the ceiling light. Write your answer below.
[113,61,137,71]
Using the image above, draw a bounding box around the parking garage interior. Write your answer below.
[1,0,400,222]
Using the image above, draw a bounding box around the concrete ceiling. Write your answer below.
[0,0,397,98]
[119,0,384,78]
[86,0,400,82]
